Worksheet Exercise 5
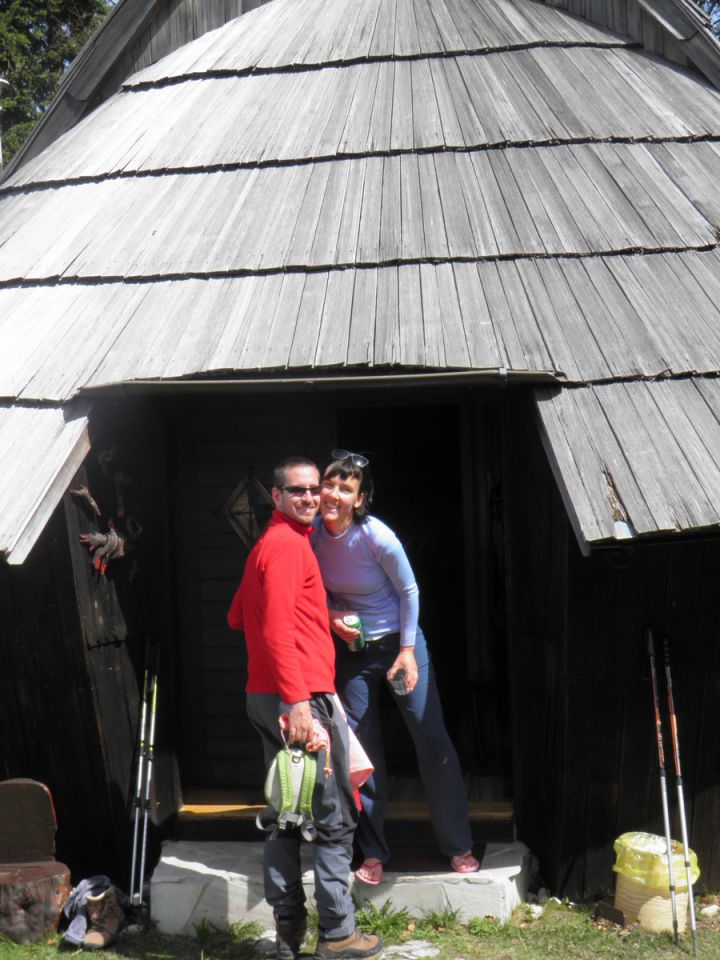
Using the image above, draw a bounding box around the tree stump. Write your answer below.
[0,780,71,943]
[0,862,71,943]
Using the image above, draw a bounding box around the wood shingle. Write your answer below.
[2,0,720,557]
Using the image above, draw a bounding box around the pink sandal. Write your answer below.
[355,858,384,885]
[451,851,480,874]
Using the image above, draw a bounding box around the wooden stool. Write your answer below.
[0,779,71,943]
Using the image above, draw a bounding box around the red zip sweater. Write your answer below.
[227,510,335,704]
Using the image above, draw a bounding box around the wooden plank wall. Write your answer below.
[0,397,176,884]
[0,504,129,880]
[503,391,569,885]
[67,398,178,874]
[504,391,720,898]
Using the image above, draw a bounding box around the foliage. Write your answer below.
[227,919,265,941]
[353,898,412,939]
[0,0,112,166]
[467,914,516,940]
[416,906,461,934]
[193,916,263,956]
[695,0,720,34]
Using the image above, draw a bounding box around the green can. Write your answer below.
[342,614,365,653]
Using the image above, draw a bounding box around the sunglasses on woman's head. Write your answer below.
[332,448,369,468]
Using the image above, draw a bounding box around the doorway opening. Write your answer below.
[170,392,512,834]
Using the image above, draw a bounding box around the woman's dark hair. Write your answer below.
[323,457,373,524]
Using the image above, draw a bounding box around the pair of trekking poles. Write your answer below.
[647,628,698,955]
[129,639,160,909]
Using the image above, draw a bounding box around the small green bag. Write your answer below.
[256,745,317,841]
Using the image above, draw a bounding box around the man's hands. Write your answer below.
[388,646,418,693]
[286,700,315,745]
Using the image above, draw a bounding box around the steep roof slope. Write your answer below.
[2,0,720,559]
[5,0,267,175]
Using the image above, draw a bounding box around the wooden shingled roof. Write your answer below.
[537,379,720,544]
[2,0,720,558]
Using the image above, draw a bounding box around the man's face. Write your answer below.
[272,464,321,525]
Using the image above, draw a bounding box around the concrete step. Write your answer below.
[150,840,534,937]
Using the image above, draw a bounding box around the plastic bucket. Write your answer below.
[612,832,699,933]
[615,873,689,932]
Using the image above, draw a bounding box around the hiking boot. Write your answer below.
[84,886,125,949]
[276,916,308,960]
[315,930,384,960]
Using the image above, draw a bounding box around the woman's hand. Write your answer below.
[388,646,418,693]
[329,608,361,645]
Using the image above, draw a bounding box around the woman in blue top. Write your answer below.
[313,450,479,885]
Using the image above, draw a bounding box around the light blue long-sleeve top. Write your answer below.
[312,515,420,647]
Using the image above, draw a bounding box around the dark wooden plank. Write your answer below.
[502,392,570,891]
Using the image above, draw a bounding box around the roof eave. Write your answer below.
[76,368,562,397]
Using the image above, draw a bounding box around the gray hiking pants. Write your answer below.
[246,692,357,940]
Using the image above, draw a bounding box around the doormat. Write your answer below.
[353,843,486,873]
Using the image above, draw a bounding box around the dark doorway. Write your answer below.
[170,392,511,801]
[333,399,511,795]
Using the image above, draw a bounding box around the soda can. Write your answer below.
[388,667,409,696]
[342,614,365,653]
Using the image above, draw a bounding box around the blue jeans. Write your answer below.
[246,692,357,939]
[334,629,473,864]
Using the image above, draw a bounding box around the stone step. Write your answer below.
[150,840,534,937]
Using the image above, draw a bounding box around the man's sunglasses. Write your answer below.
[332,448,369,468]
[282,485,322,497]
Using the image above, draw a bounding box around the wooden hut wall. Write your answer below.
[503,391,569,888]
[0,502,130,880]
[504,391,720,898]
[71,398,179,859]
[0,397,177,882]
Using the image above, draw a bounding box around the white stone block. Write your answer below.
[150,840,533,935]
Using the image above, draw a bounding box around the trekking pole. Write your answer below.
[647,628,679,944]
[664,637,698,956]
[137,642,159,908]
[129,639,151,906]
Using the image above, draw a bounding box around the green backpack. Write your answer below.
[256,745,317,841]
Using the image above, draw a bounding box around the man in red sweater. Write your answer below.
[228,457,383,960]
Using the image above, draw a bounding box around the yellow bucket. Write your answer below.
[613,832,700,933]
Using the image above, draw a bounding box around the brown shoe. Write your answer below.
[315,931,383,960]
[84,887,125,949]
[277,916,308,960]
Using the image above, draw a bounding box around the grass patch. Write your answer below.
[416,907,461,934]
[354,898,411,940]
[2,898,720,960]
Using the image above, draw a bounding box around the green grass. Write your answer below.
[416,907,462,934]
[2,898,720,960]
[354,898,412,939]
